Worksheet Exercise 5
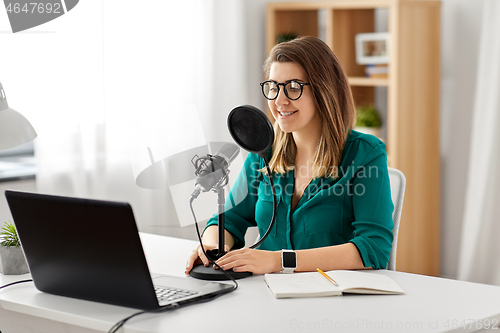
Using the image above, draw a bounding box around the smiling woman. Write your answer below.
[186,37,394,276]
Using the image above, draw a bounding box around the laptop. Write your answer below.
[5,190,234,310]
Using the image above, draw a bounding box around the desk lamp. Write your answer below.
[0,83,37,151]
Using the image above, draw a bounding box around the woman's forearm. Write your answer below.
[295,243,369,272]
[202,225,235,249]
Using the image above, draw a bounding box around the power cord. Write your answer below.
[108,304,179,333]
[0,279,33,290]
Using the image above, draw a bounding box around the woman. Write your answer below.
[185,36,394,275]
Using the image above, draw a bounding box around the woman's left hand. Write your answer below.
[215,248,282,275]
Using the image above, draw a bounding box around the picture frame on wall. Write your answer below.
[355,32,391,65]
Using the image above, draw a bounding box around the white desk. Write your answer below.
[1,233,500,333]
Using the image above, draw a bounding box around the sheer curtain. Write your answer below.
[458,0,500,284]
[2,0,250,238]
[98,0,250,236]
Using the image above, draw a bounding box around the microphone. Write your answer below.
[189,106,275,281]
[191,143,239,198]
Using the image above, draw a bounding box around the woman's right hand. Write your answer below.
[185,243,229,275]
[185,226,234,275]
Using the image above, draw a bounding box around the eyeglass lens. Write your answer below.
[262,81,304,100]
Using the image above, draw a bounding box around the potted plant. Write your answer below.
[354,104,382,138]
[0,221,29,275]
[277,33,298,44]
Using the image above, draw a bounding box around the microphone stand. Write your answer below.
[203,185,230,259]
[217,187,225,257]
[189,179,253,281]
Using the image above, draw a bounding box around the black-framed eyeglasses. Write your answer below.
[260,80,310,101]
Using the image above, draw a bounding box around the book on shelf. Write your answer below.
[365,64,389,78]
[264,270,405,299]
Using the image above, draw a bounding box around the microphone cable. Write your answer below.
[249,156,277,249]
[189,195,239,289]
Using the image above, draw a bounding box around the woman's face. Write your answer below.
[268,61,320,136]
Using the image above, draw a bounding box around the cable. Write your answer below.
[190,196,239,289]
[249,156,277,249]
[108,291,230,333]
[108,304,179,333]
[0,279,33,290]
[107,278,235,333]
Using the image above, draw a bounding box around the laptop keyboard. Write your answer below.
[155,286,199,305]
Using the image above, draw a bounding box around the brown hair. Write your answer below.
[264,36,356,179]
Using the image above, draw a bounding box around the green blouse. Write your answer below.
[205,130,394,269]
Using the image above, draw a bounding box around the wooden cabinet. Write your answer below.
[266,0,441,276]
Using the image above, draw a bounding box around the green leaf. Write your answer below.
[355,104,382,128]
[0,221,20,247]
[277,33,299,44]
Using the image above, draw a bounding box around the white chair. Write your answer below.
[386,167,406,271]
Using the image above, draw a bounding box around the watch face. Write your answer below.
[282,251,297,268]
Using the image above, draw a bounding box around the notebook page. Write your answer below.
[327,270,405,294]
[265,272,342,298]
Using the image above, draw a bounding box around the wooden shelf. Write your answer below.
[267,0,441,276]
[348,77,389,86]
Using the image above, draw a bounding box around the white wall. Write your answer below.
[439,0,484,279]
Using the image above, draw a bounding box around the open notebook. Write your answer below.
[264,270,405,299]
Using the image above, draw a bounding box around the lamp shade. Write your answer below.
[0,83,37,151]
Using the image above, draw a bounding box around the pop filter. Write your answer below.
[227,105,274,158]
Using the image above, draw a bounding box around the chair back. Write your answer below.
[386,167,406,270]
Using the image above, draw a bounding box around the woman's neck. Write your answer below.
[292,129,321,162]
[291,111,322,161]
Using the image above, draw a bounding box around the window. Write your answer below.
[0,142,36,182]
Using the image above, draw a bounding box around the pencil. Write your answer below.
[317,268,338,286]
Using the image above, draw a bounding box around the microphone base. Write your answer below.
[189,264,253,280]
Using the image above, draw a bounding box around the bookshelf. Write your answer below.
[266,0,441,276]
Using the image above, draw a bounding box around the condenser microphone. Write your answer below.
[191,143,239,198]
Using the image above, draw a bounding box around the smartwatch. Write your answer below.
[281,249,297,273]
